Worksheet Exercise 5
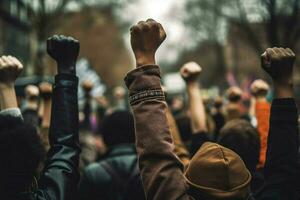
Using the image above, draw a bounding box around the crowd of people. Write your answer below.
[0,19,299,200]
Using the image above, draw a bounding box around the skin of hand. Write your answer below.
[0,55,23,109]
[180,62,202,83]
[130,19,166,67]
[47,35,80,74]
[25,85,39,98]
[261,47,296,98]
[0,55,23,87]
[39,82,52,100]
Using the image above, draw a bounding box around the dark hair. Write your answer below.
[0,115,45,194]
[218,119,260,172]
[175,115,192,142]
[101,111,135,146]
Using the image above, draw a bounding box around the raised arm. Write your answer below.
[125,19,190,200]
[180,62,207,134]
[38,35,81,200]
[180,62,209,155]
[258,48,299,199]
[0,56,22,111]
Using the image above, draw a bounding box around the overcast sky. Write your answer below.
[120,0,189,64]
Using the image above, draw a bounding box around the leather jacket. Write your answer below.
[2,74,80,200]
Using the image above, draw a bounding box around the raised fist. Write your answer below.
[130,19,166,67]
[25,85,39,98]
[226,86,242,103]
[180,62,202,82]
[47,35,80,74]
[39,82,52,99]
[261,47,295,85]
[0,55,23,85]
[82,80,94,93]
[250,79,269,97]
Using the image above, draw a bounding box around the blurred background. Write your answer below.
[0,0,299,97]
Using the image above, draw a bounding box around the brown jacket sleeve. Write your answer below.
[125,65,192,200]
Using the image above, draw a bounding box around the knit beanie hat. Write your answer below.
[185,142,251,199]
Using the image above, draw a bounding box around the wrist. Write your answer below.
[57,61,76,75]
[273,82,294,98]
[0,82,15,90]
[135,53,156,67]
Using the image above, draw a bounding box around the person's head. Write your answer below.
[101,110,135,146]
[218,119,260,172]
[0,115,45,195]
[185,142,251,200]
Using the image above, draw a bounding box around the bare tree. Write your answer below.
[185,0,300,54]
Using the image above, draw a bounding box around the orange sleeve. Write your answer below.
[255,101,271,169]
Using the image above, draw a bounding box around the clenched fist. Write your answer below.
[250,79,269,97]
[47,35,80,74]
[261,47,295,86]
[39,82,52,99]
[0,55,23,86]
[227,86,242,103]
[180,62,202,82]
[25,85,39,98]
[130,19,166,67]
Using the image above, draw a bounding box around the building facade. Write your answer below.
[0,0,31,65]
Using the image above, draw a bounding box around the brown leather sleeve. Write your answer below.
[125,65,191,200]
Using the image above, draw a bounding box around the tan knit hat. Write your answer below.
[185,142,251,199]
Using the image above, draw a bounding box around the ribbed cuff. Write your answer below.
[0,108,22,119]
[124,65,165,105]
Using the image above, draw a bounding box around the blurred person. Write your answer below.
[211,96,225,140]
[250,79,271,169]
[225,86,244,121]
[78,110,145,200]
[0,34,81,199]
[125,18,299,200]
[113,86,128,111]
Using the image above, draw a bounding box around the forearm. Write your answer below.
[187,82,207,133]
[0,84,18,110]
[49,74,79,147]
[125,65,188,199]
[41,99,51,128]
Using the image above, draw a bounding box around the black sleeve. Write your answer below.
[38,74,81,200]
[258,98,299,200]
[190,132,210,156]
